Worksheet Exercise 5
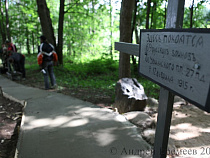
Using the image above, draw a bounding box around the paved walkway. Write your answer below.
[0,75,151,158]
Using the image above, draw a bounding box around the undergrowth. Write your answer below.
[24,54,160,100]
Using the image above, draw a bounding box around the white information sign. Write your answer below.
[139,29,210,112]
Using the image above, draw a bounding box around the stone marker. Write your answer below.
[114,78,147,113]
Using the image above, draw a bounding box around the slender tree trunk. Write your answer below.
[0,18,6,42]
[131,0,138,70]
[0,1,6,42]
[91,0,95,34]
[32,32,35,54]
[151,1,157,29]
[135,28,139,44]
[26,28,30,54]
[5,0,11,41]
[131,0,137,42]
[146,0,151,29]
[190,0,194,28]
[164,0,167,28]
[36,0,56,47]
[119,0,135,79]
[109,0,113,59]
[150,5,153,29]
[57,0,65,65]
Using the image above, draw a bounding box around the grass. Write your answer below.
[24,54,160,100]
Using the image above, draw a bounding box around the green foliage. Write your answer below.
[136,0,210,30]
[1,0,210,54]
[183,1,210,28]
[24,54,160,100]
[138,76,160,99]
[3,0,209,101]
[62,0,111,57]
[55,55,119,89]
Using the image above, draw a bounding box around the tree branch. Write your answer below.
[64,11,84,14]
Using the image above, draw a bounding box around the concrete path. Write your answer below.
[0,75,152,158]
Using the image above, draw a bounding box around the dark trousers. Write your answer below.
[42,61,56,90]
[15,56,25,78]
[10,55,25,78]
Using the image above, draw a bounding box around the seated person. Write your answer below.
[8,52,25,79]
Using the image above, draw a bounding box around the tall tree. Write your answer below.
[150,0,157,29]
[119,0,135,78]
[131,0,138,71]
[190,0,194,28]
[57,0,65,65]
[146,0,151,29]
[0,0,6,42]
[131,0,138,42]
[26,28,30,54]
[109,0,113,59]
[5,0,11,41]
[36,0,56,47]
[164,0,167,28]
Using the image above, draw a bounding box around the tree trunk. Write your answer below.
[135,28,139,44]
[32,32,35,54]
[164,0,167,28]
[5,0,11,41]
[0,18,6,43]
[109,0,113,59]
[131,0,138,70]
[190,0,194,28]
[26,28,31,54]
[131,0,137,42]
[36,0,56,47]
[0,1,6,42]
[57,0,65,65]
[146,0,151,29]
[151,1,157,29]
[119,0,135,79]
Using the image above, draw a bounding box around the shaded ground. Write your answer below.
[168,104,210,158]
[0,94,23,158]
[0,70,114,158]
[14,68,114,108]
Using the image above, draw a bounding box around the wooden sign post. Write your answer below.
[139,29,210,112]
[140,1,184,158]
[115,0,210,158]
[153,1,184,157]
[154,1,182,158]
[140,28,210,158]
[139,0,209,158]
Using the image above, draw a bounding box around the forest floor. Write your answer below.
[0,73,210,158]
[0,94,23,158]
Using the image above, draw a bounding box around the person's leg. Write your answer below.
[43,62,50,90]
[7,59,13,73]
[48,61,56,87]
[20,56,26,78]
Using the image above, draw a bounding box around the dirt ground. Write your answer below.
[163,103,210,158]
[0,74,210,158]
[0,94,23,158]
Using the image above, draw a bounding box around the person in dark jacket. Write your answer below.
[8,52,25,78]
[38,35,57,90]
[5,40,17,53]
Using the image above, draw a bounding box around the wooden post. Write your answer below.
[153,0,185,158]
[153,87,174,157]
